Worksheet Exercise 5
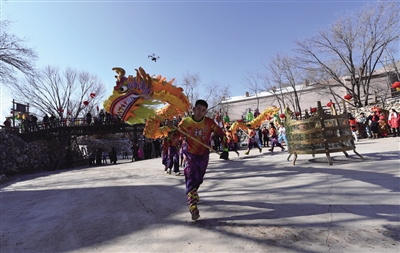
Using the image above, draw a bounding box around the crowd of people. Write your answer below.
[3,109,124,133]
[88,147,118,166]
[348,108,399,141]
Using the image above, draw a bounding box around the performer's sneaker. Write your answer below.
[167,169,171,174]
[244,151,249,155]
[259,148,262,153]
[281,147,285,152]
[190,206,200,221]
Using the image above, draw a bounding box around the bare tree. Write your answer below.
[179,71,229,116]
[304,60,346,112]
[0,20,38,88]
[242,71,263,110]
[180,71,201,110]
[263,53,305,113]
[10,66,106,119]
[203,80,230,117]
[295,1,400,107]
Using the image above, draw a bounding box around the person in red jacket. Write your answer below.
[388,109,399,137]
[348,113,358,142]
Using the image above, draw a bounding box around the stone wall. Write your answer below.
[0,131,136,181]
[347,99,400,119]
[0,130,62,176]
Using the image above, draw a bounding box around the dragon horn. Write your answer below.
[139,67,152,90]
[135,68,141,85]
[112,67,125,79]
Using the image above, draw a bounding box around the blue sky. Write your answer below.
[0,0,379,121]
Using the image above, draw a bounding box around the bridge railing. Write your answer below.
[6,117,123,133]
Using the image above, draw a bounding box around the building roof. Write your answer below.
[222,60,400,104]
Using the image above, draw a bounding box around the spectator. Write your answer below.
[277,123,289,147]
[96,148,103,165]
[31,115,39,131]
[358,112,371,138]
[131,143,139,162]
[3,118,11,128]
[348,113,358,142]
[153,139,161,158]
[379,112,389,137]
[65,147,74,168]
[49,114,56,128]
[88,151,95,166]
[43,114,49,129]
[214,112,224,128]
[222,112,230,127]
[262,126,269,147]
[102,151,108,164]
[255,127,263,148]
[246,109,254,122]
[99,109,105,124]
[105,112,112,124]
[86,112,92,125]
[369,111,380,138]
[388,109,399,137]
[212,132,221,152]
[109,147,117,164]
[137,146,144,160]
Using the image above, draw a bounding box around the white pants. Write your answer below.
[352,130,358,142]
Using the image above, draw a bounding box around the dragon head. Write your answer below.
[103,67,158,124]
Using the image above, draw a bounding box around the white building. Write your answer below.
[221,61,400,122]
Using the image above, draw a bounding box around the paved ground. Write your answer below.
[1,138,399,253]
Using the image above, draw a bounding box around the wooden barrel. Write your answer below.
[285,101,363,165]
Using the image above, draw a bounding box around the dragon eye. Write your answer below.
[119,86,128,93]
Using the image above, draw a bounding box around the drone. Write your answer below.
[148,53,160,62]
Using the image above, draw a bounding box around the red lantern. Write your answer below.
[90,92,96,98]
[10,110,13,114]
[327,101,334,107]
[344,94,352,100]
[279,113,285,119]
[310,107,317,113]
[83,101,89,106]
[67,111,71,115]
[391,81,400,89]
[295,112,300,116]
